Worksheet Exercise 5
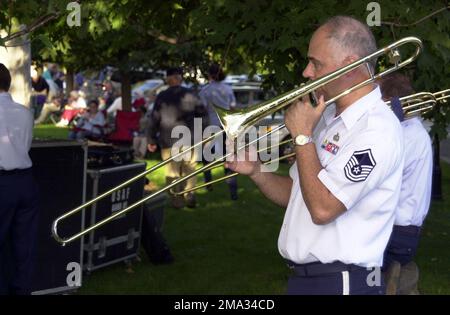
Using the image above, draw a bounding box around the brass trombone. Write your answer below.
[387,92,437,118]
[175,89,446,195]
[389,89,449,118]
[434,89,450,103]
[52,36,423,245]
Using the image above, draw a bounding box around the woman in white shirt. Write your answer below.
[68,99,106,140]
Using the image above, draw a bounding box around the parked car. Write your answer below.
[224,74,248,85]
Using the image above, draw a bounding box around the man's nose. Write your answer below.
[302,62,314,79]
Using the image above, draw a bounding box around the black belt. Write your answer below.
[0,168,32,176]
[286,260,366,277]
[392,225,421,236]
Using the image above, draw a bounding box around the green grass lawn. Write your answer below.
[33,123,70,140]
[33,124,450,294]
[414,162,450,295]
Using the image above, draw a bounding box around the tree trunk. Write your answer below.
[66,69,75,95]
[121,70,132,111]
[0,26,31,107]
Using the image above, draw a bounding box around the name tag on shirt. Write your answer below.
[321,139,340,155]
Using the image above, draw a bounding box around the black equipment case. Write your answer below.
[84,162,146,272]
[87,145,134,168]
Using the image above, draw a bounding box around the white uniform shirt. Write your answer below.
[278,87,404,268]
[395,117,432,227]
[0,92,33,170]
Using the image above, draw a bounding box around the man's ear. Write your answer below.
[342,55,360,67]
[341,55,362,79]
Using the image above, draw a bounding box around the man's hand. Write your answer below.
[285,94,326,137]
[147,144,158,153]
[224,144,261,177]
[226,142,293,208]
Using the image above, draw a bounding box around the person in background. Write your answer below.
[101,80,116,110]
[133,91,159,160]
[56,90,87,127]
[378,73,433,294]
[0,63,39,295]
[34,95,63,125]
[68,99,106,140]
[133,106,150,159]
[146,90,158,109]
[132,91,146,112]
[42,63,62,95]
[106,93,122,118]
[199,63,238,200]
[75,72,85,91]
[42,63,55,81]
[147,67,207,208]
[30,68,49,119]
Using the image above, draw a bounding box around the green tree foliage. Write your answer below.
[189,0,449,136]
[1,0,449,133]
[29,0,206,110]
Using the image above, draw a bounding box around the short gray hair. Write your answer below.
[321,16,378,71]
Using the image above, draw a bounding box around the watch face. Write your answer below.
[295,135,312,145]
[295,135,308,145]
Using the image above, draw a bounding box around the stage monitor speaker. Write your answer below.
[29,140,86,295]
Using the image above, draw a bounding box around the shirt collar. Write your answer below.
[322,104,337,126]
[323,86,382,130]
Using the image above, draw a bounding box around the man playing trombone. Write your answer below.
[227,16,405,295]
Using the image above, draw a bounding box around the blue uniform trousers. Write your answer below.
[286,260,385,295]
[383,225,421,269]
[0,168,39,295]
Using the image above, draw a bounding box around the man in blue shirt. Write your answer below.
[199,64,238,200]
